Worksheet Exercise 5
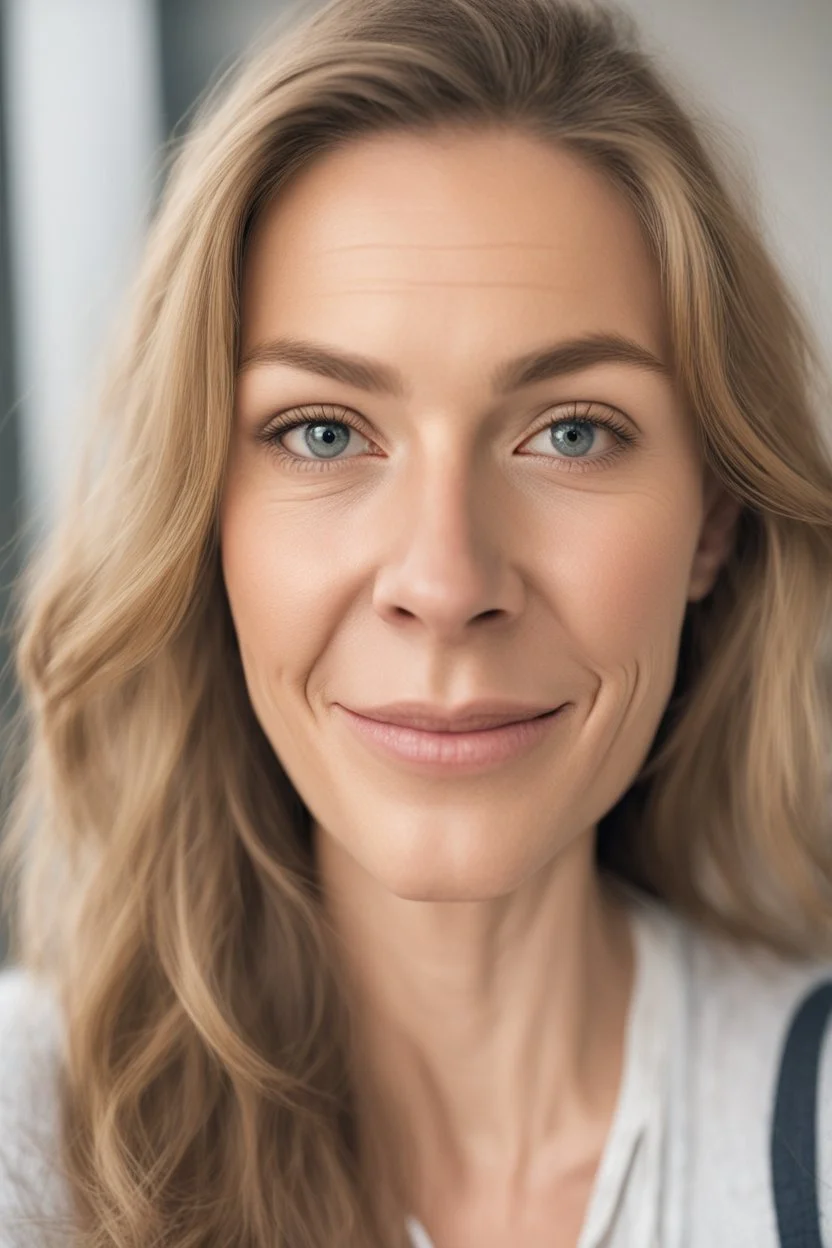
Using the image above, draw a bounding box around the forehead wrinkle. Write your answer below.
[315,241,576,252]
[314,280,584,291]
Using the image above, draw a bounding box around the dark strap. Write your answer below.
[771,979,832,1247]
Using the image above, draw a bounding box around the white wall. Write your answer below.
[2,0,164,541]
[620,0,832,368]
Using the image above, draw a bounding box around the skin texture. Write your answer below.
[221,126,741,1245]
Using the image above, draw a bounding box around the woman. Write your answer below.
[1,0,831,1244]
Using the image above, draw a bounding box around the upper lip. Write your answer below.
[339,700,564,732]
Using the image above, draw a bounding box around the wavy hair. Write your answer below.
[2,0,832,1243]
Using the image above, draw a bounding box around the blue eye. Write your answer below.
[523,418,609,459]
[554,420,595,456]
[300,423,351,458]
[260,406,374,469]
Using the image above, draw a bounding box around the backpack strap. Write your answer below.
[771,979,832,1247]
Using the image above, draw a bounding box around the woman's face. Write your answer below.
[221,127,737,899]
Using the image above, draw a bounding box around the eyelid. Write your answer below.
[518,401,634,443]
[260,403,364,430]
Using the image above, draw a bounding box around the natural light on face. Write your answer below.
[220,126,713,901]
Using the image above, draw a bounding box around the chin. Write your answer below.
[386,876,520,904]
[365,841,539,903]
[315,804,557,901]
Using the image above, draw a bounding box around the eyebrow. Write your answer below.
[236,331,673,394]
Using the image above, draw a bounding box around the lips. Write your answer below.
[337,701,563,732]
[334,701,567,773]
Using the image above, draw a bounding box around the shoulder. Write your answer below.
[671,907,832,1246]
[0,965,64,1112]
[624,885,832,1052]
[682,913,832,1116]
[685,909,832,1015]
[0,966,69,1245]
[0,963,63,1052]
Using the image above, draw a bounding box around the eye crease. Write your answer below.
[255,400,639,475]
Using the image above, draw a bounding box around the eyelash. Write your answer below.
[257,401,638,475]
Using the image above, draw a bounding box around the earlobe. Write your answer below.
[687,478,744,603]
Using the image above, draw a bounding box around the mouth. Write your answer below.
[338,701,565,732]
[332,702,568,773]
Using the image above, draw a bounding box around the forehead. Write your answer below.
[239,127,669,376]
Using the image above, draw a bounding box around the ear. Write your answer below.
[687,468,743,603]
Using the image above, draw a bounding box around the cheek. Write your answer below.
[219,480,360,694]
[537,484,700,666]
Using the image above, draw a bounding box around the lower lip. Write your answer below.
[334,705,567,774]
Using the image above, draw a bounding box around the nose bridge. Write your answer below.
[371,441,523,637]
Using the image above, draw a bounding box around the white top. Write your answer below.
[2,888,832,1248]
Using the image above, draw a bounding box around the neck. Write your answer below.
[316,826,636,1222]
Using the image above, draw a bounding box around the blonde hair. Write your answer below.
[2,0,832,1243]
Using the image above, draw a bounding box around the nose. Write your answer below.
[371,455,525,643]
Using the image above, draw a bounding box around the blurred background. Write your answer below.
[0,0,829,957]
